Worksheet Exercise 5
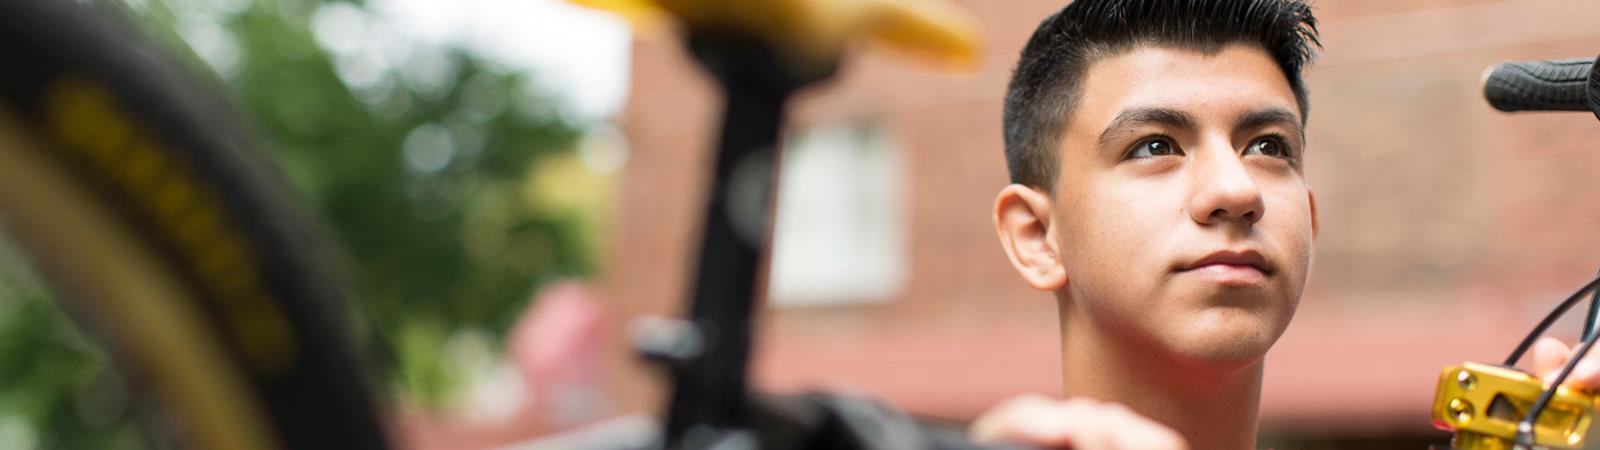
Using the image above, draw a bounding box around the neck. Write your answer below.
[1058,301,1264,450]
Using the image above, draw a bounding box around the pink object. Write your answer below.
[397,280,618,450]
[510,280,612,426]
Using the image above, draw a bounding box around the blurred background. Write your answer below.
[6,0,1600,449]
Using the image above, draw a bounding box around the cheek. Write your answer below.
[1056,184,1181,297]
[1088,181,1185,258]
[1264,188,1316,281]
[1057,190,1139,263]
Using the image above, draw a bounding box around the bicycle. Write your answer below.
[0,0,1018,449]
[1429,56,1600,450]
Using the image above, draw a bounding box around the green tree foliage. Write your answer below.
[210,0,595,401]
[0,0,599,446]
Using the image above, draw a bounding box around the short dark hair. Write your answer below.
[1002,0,1320,190]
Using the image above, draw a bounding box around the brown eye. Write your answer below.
[1245,137,1291,158]
[1126,137,1182,159]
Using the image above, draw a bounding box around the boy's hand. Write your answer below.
[969,395,1189,450]
[1532,336,1600,389]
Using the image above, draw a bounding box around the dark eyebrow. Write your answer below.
[1096,107,1196,148]
[1235,108,1304,140]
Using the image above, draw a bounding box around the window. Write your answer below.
[767,121,906,307]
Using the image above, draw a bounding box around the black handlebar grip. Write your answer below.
[1482,57,1595,112]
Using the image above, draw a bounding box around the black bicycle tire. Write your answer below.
[0,1,388,449]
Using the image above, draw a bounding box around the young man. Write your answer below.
[970,1,1600,449]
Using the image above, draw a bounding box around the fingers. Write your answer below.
[1566,340,1600,389]
[1532,336,1600,390]
[1102,405,1186,450]
[1533,336,1571,385]
[970,395,1061,445]
[971,395,1188,450]
[1572,356,1600,390]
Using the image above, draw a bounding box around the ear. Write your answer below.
[1308,190,1319,239]
[994,184,1067,292]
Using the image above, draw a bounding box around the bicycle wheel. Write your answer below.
[0,1,388,449]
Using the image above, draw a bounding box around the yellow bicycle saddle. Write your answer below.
[572,0,981,70]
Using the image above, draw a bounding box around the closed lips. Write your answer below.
[1181,250,1271,275]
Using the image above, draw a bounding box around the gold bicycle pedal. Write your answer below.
[1433,362,1599,449]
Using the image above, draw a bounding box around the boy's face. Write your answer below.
[1049,44,1315,367]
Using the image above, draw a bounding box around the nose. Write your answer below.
[1188,143,1264,227]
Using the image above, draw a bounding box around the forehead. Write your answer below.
[1067,44,1299,136]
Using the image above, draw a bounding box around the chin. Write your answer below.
[1163,306,1292,371]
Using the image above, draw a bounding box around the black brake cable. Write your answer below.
[1497,274,1600,447]
[1584,267,1600,341]
[1501,275,1600,366]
